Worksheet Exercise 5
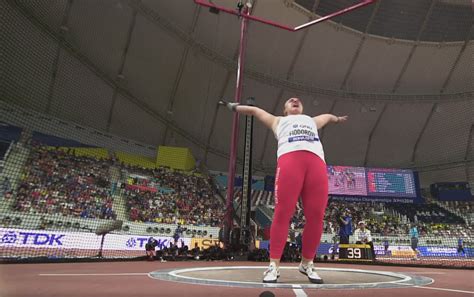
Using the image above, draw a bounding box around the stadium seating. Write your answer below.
[439,201,473,220]
[231,186,472,239]
[122,165,224,227]
[387,202,464,224]
[11,143,116,220]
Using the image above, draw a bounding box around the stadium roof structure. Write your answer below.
[2,0,473,187]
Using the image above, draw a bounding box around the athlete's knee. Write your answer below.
[304,207,325,222]
[273,210,293,225]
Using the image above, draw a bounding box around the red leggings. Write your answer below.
[270,151,328,260]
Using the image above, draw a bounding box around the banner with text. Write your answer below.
[0,228,191,255]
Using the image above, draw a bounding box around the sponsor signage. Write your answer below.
[0,228,191,253]
[330,195,414,204]
[190,238,223,249]
[257,241,472,258]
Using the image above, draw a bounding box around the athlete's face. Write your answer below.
[284,98,303,115]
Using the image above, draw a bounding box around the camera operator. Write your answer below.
[338,209,352,244]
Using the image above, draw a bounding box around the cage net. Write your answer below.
[0,0,473,268]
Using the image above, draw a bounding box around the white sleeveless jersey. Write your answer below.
[275,114,325,161]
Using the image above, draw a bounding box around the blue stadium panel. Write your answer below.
[32,131,96,147]
[0,123,22,142]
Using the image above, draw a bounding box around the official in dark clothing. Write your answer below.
[145,237,158,261]
[338,209,352,244]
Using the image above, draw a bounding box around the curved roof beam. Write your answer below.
[363,103,387,166]
[161,5,201,145]
[318,99,337,141]
[106,8,138,132]
[194,0,376,32]
[410,103,437,164]
[203,70,233,165]
[129,0,473,103]
[391,0,436,93]
[45,0,73,115]
[465,124,474,183]
[340,0,381,90]
[441,24,474,93]
[411,25,473,167]
[9,0,241,166]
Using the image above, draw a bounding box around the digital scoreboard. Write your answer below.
[366,168,416,198]
[327,167,417,198]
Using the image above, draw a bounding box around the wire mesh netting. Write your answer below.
[0,0,473,269]
[298,0,473,42]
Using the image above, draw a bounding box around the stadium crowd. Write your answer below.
[12,143,116,220]
[123,165,224,227]
[287,201,404,235]
[284,200,472,238]
[3,138,471,241]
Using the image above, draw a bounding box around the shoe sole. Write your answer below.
[299,269,324,284]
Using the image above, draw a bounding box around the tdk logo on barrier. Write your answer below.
[0,231,64,246]
[125,237,169,249]
[1,231,18,244]
[126,238,137,248]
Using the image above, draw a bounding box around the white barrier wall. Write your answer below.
[0,228,190,253]
[0,211,220,238]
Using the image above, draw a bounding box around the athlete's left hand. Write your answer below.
[337,115,348,123]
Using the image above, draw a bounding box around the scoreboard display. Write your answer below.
[327,166,367,196]
[326,166,417,198]
[338,244,372,260]
[366,168,416,198]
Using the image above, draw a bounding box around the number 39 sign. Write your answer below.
[338,244,372,260]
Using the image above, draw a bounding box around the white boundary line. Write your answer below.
[292,284,308,297]
[414,286,474,294]
[167,266,412,287]
[36,271,472,295]
[401,272,446,275]
[39,273,149,276]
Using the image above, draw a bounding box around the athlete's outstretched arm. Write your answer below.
[313,114,348,129]
[219,101,278,131]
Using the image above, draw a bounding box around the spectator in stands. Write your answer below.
[410,224,420,260]
[37,217,47,230]
[338,209,352,244]
[1,217,11,227]
[383,238,390,256]
[123,164,224,227]
[13,144,116,220]
[354,221,376,261]
[1,177,11,197]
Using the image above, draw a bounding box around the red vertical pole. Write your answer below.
[224,5,250,245]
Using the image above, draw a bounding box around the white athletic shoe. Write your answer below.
[262,262,280,283]
[299,261,323,284]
